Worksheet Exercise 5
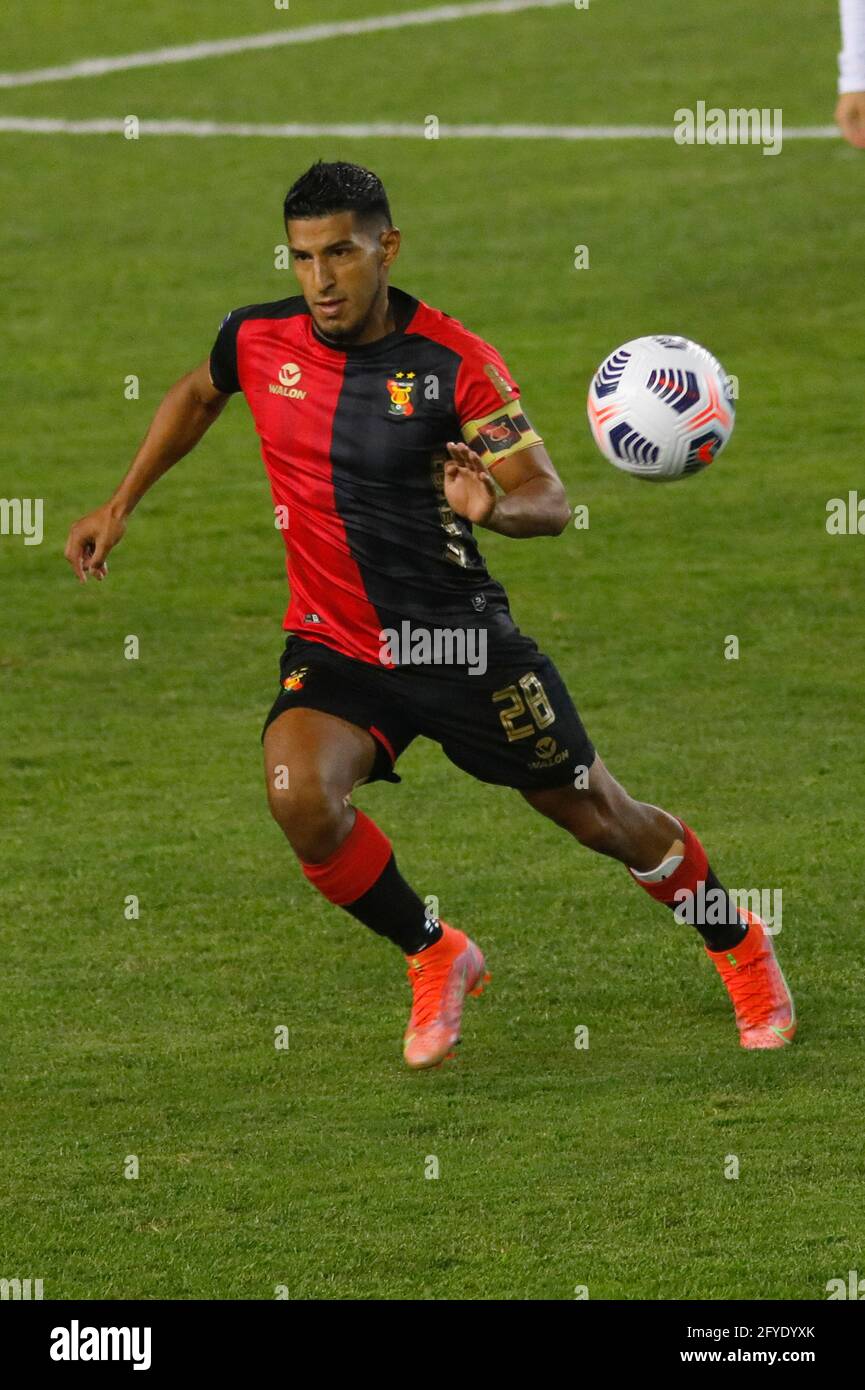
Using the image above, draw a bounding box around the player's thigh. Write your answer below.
[263,707,377,807]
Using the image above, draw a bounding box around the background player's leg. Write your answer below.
[264,708,441,953]
[521,755,746,952]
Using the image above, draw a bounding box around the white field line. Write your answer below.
[0,117,841,140]
[0,0,568,89]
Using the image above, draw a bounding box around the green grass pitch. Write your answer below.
[1,0,864,1299]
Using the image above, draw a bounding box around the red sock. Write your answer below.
[300,809,392,906]
[627,819,707,905]
[628,819,747,950]
[299,810,441,953]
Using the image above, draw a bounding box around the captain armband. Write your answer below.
[462,398,542,469]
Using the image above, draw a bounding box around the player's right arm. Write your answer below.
[64,360,230,582]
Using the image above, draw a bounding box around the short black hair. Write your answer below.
[283,160,393,228]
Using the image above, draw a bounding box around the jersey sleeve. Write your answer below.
[455,343,543,469]
[209,311,242,395]
[839,0,865,92]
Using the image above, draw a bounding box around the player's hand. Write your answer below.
[444,442,497,526]
[64,503,127,583]
[835,92,865,148]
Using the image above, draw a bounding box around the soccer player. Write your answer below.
[836,0,865,147]
[65,161,796,1068]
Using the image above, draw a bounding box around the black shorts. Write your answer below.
[262,633,596,791]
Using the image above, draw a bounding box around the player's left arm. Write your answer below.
[444,439,570,537]
[447,343,570,537]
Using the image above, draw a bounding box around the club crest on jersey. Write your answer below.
[386,371,416,417]
[281,665,309,692]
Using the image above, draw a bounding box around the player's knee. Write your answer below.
[266,773,347,860]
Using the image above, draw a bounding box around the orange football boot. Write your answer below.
[403,923,489,1069]
[706,910,797,1049]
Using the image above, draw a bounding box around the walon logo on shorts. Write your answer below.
[529,736,570,770]
[269,363,307,399]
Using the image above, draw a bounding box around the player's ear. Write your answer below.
[380,225,401,266]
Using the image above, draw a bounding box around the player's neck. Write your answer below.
[357,288,396,344]
[335,286,396,347]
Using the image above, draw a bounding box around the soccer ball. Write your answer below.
[587,335,735,481]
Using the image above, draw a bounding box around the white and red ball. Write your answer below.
[587,335,735,481]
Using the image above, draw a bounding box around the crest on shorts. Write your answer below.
[282,665,309,692]
[386,371,416,417]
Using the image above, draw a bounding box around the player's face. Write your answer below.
[287,211,400,344]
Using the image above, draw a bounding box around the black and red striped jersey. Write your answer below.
[209,286,544,670]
